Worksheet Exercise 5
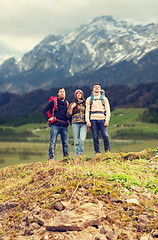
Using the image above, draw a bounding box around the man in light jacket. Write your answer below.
[86,83,111,154]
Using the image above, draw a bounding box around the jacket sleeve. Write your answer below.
[43,101,54,121]
[66,103,73,118]
[104,97,111,124]
[85,97,90,123]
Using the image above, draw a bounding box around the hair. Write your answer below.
[73,90,86,111]
[58,87,65,91]
[93,82,101,87]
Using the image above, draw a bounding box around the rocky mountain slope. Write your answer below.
[0,15,158,93]
[0,149,158,239]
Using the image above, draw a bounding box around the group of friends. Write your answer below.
[43,83,111,160]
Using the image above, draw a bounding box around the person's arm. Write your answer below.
[67,102,76,118]
[104,97,111,126]
[85,97,91,127]
[43,101,55,121]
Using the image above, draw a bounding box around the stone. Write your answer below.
[100,226,119,240]
[126,198,139,205]
[95,234,108,240]
[46,203,106,232]
[138,215,150,225]
[151,229,158,237]
[131,185,143,192]
[54,202,65,211]
[5,201,19,209]
[140,234,153,240]
[33,215,45,226]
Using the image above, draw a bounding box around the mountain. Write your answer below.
[0,15,158,93]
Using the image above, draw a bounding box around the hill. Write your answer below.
[0,83,158,123]
[0,149,157,239]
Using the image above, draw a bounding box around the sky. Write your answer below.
[0,0,158,62]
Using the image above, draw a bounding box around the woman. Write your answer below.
[67,89,87,157]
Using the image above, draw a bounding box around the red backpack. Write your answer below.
[47,96,69,124]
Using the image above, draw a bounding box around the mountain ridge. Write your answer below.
[0,15,158,93]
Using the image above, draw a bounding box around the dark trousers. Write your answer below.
[91,120,110,153]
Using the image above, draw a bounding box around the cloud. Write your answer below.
[0,0,158,58]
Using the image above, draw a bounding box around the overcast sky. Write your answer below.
[0,0,158,61]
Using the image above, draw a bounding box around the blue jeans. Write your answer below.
[49,125,69,159]
[72,123,87,156]
[91,120,110,153]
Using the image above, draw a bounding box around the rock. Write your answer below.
[24,227,34,236]
[95,234,108,240]
[46,203,106,232]
[33,215,45,226]
[126,198,139,205]
[110,198,123,203]
[83,183,92,189]
[0,203,5,212]
[5,201,19,209]
[151,229,158,237]
[54,202,65,211]
[100,226,107,234]
[131,185,143,192]
[138,215,150,225]
[0,201,19,212]
[140,234,153,240]
[100,226,119,240]
[31,222,41,229]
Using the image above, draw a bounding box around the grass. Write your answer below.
[0,148,157,239]
[109,108,158,139]
[1,108,157,141]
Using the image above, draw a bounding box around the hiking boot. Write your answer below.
[95,152,102,158]
[48,156,54,161]
[62,156,71,162]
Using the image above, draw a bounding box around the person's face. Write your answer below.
[58,88,65,100]
[76,91,82,99]
[93,84,101,93]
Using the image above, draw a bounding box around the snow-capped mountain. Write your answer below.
[0,15,158,93]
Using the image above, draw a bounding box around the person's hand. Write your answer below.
[48,117,55,122]
[69,103,76,115]
[104,122,109,127]
[71,103,76,109]
[87,122,91,127]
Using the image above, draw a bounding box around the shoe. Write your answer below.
[48,157,54,161]
[105,150,110,154]
[62,156,71,162]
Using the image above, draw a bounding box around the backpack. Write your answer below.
[47,96,69,125]
[89,89,106,117]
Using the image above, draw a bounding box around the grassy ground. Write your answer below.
[11,108,158,140]
[0,148,157,239]
[1,108,158,141]
[109,108,158,139]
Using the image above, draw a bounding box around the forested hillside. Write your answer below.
[0,83,157,126]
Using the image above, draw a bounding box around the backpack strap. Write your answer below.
[100,90,105,109]
[89,91,94,116]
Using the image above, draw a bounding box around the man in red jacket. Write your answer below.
[43,88,69,160]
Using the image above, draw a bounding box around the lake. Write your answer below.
[0,139,157,169]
